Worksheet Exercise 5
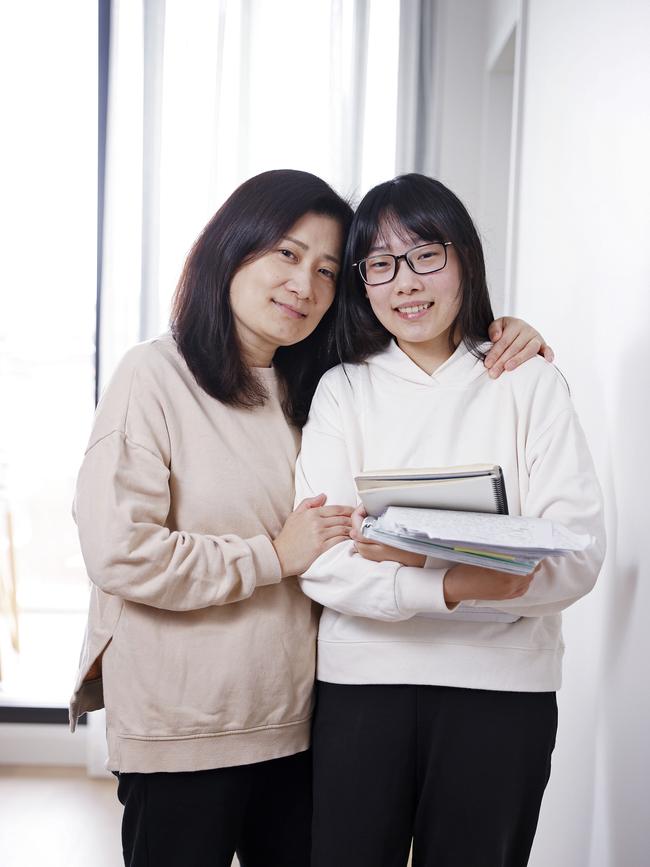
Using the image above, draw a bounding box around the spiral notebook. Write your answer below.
[355,464,509,518]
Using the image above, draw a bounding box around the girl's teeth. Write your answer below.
[399,303,431,314]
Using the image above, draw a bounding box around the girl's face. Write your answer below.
[229,212,343,366]
[363,220,462,363]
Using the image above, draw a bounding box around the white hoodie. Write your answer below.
[295,341,605,692]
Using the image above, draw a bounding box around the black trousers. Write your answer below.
[311,681,558,867]
[117,750,312,867]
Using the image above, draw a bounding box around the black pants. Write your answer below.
[117,750,312,867]
[311,682,558,867]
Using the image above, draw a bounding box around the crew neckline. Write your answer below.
[253,365,278,381]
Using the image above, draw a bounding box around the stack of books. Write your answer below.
[356,465,591,576]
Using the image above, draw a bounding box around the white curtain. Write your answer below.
[97,0,420,390]
[396,0,438,175]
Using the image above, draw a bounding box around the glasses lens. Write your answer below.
[360,254,396,285]
[407,243,447,274]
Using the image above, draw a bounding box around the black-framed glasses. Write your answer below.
[354,241,452,286]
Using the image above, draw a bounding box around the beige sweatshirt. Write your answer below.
[69,333,318,773]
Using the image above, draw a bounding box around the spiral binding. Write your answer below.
[492,472,509,515]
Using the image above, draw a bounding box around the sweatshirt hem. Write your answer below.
[316,640,563,692]
[107,717,312,773]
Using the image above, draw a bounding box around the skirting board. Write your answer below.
[0,711,111,777]
[0,723,86,767]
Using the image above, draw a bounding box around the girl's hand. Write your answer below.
[443,562,540,607]
[350,504,426,568]
[485,317,554,379]
[273,495,354,578]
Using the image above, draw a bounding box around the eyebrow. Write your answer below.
[367,238,429,255]
[284,235,340,265]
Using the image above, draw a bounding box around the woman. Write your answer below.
[70,169,552,867]
[295,174,605,867]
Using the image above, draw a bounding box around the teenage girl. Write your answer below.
[296,174,605,867]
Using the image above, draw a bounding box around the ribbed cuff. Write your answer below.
[247,535,283,587]
[395,566,455,615]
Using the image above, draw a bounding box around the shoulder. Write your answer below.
[496,354,575,435]
[505,355,571,400]
[116,333,182,379]
[89,335,181,451]
[304,362,366,431]
[103,334,191,401]
[314,360,370,403]
[318,361,362,391]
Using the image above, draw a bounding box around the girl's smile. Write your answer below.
[393,300,434,319]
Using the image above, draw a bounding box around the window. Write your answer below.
[0,1,97,704]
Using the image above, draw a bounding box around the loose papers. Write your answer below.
[362,507,593,575]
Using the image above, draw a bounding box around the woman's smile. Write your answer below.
[272,299,308,319]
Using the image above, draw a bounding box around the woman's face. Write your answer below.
[363,220,462,360]
[229,212,343,366]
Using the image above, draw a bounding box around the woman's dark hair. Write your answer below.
[336,173,494,363]
[171,169,353,427]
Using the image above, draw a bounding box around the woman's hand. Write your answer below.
[443,562,540,607]
[273,494,354,578]
[484,317,554,379]
[350,504,426,568]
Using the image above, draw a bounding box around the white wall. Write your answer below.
[434,0,518,313]
[512,2,650,865]
[435,1,650,863]
[432,0,488,212]
[485,0,518,66]
[478,28,515,312]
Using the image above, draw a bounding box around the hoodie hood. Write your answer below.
[366,338,491,388]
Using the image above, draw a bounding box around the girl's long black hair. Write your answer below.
[336,173,494,363]
[171,169,353,427]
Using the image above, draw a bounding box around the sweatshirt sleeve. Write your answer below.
[466,405,606,618]
[73,346,281,612]
[295,373,451,621]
